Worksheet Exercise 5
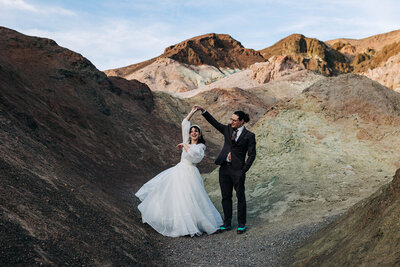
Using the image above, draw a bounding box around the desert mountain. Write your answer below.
[105,33,265,77]
[327,30,400,89]
[109,57,240,93]
[106,30,399,95]
[259,34,351,75]
[163,33,265,68]
[178,55,307,97]
[0,26,191,265]
[104,33,266,93]
[326,29,400,59]
[106,53,307,94]
[259,30,399,90]
[293,168,400,266]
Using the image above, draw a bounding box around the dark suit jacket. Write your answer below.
[202,111,256,173]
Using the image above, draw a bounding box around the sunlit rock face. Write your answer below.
[327,29,400,90]
[362,53,400,90]
[259,34,352,76]
[116,57,241,93]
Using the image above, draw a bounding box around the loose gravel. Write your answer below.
[152,217,338,267]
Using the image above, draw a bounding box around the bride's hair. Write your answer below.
[189,126,206,144]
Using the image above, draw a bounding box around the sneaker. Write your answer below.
[237,226,246,234]
[216,225,231,233]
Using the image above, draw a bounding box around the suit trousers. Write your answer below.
[219,162,246,227]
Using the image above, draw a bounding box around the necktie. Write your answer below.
[232,129,238,142]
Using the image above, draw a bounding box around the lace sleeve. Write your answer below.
[182,118,190,143]
[187,144,206,164]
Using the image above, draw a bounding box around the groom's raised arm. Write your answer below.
[202,111,225,134]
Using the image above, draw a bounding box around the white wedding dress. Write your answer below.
[135,119,223,237]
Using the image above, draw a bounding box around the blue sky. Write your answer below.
[1,0,399,70]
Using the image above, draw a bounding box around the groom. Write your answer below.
[196,106,256,234]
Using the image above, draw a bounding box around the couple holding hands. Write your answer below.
[135,105,256,237]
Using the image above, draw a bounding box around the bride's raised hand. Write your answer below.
[186,107,198,121]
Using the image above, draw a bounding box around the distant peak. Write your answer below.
[161,33,264,69]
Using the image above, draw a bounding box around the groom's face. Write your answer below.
[231,114,244,129]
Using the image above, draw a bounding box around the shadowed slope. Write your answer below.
[293,169,400,266]
[0,26,183,265]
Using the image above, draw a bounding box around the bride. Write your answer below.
[135,106,223,237]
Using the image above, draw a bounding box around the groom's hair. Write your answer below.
[189,126,206,144]
[234,110,250,123]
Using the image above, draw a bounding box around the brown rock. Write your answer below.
[163,33,265,68]
[353,42,400,73]
[356,128,373,140]
[259,34,351,75]
[302,73,400,125]
[326,29,400,56]
[250,55,304,83]
[327,30,400,89]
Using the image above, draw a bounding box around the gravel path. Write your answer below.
[129,189,338,267]
[151,217,338,266]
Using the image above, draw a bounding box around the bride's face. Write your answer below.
[190,127,200,142]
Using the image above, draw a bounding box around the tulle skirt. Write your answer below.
[135,160,223,237]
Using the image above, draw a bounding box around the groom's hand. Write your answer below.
[194,105,205,112]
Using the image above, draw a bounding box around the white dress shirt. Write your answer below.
[227,125,245,162]
[233,125,244,142]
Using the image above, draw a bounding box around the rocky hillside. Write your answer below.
[293,168,400,266]
[177,55,307,97]
[204,74,400,233]
[105,33,265,78]
[163,33,265,68]
[259,30,400,90]
[106,30,399,95]
[165,60,323,147]
[154,72,400,266]
[259,34,351,75]
[111,57,240,93]
[104,33,267,93]
[326,29,400,59]
[109,52,308,94]
[0,26,190,265]
[327,30,400,89]
[362,52,400,90]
